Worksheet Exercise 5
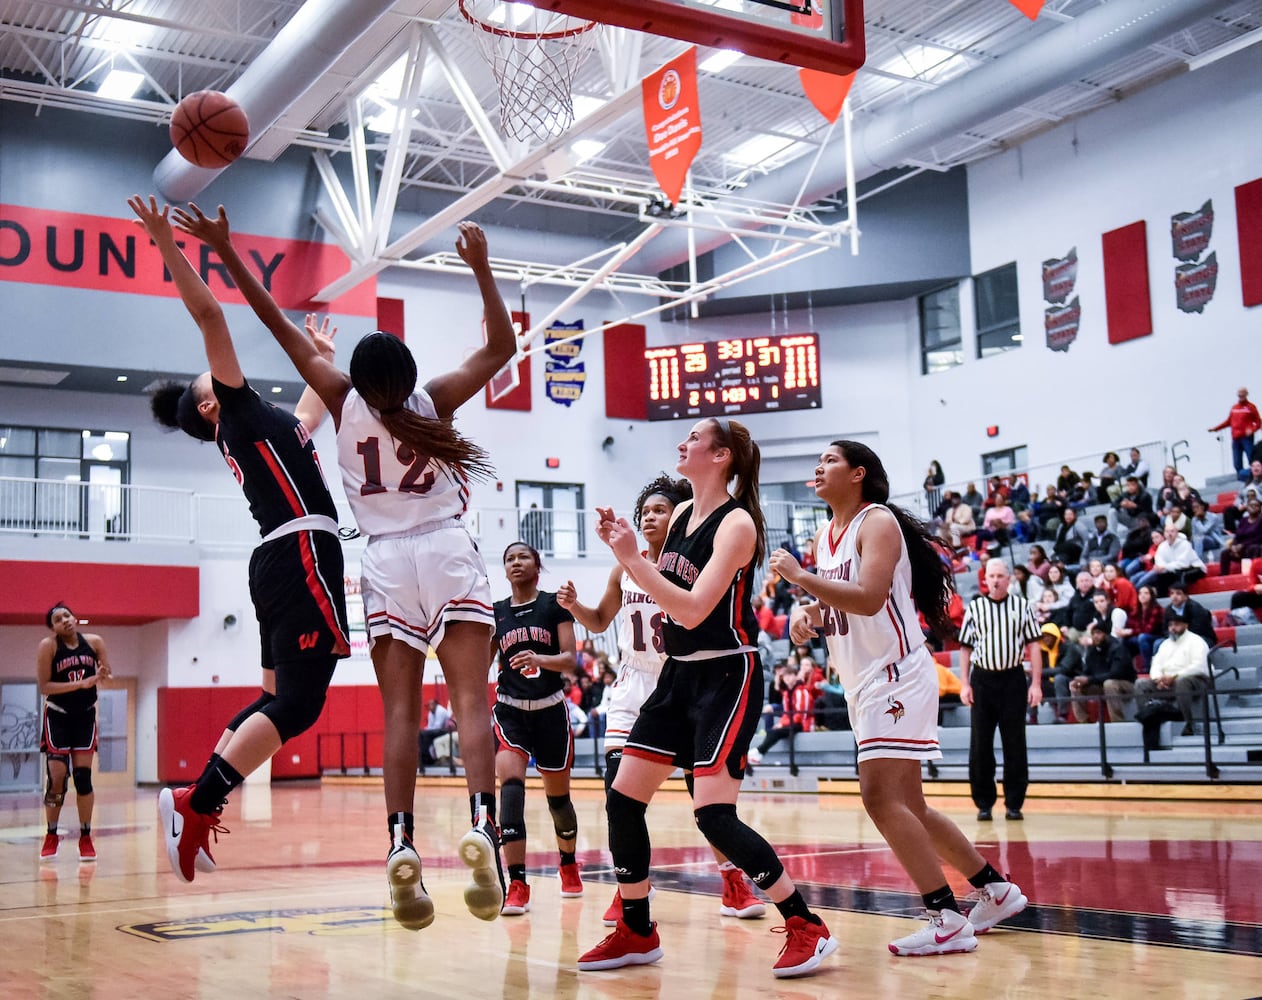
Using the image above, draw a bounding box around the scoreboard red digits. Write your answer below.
[644,333,822,421]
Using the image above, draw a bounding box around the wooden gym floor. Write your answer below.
[1,780,1260,999]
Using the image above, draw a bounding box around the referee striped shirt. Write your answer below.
[958,593,1041,671]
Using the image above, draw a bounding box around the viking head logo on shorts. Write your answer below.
[884,697,905,722]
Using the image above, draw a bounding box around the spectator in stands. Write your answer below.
[1208,386,1262,480]
[1044,562,1074,611]
[935,659,963,725]
[1034,586,1061,627]
[1083,515,1121,567]
[1026,544,1052,583]
[1121,447,1150,487]
[1163,500,1191,542]
[924,460,946,515]
[985,476,1010,508]
[1012,565,1036,602]
[1068,472,1095,509]
[762,663,789,733]
[977,494,1016,550]
[922,590,966,652]
[1171,475,1202,514]
[1133,523,1207,597]
[1102,563,1137,615]
[1189,496,1226,562]
[1069,620,1136,723]
[418,698,456,767]
[938,492,977,551]
[1084,558,1106,588]
[1126,584,1166,672]
[813,663,848,731]
[1122,525,1162,581]
[1064,570,1099,643]
[747,663,813,764]
[1225,461,1262,533]
[1090,589,1128,640]
[1137,615,1211,737]
[961,481,984,522]
[1098,452,1123,503]
[1040,623,1084,723]
[1013,508,1038,544]
[1053,508,1089,571]
[1009,477,1031,513]
[1033,486,1068,539]
[1163,582,1218,649]
[1229,558,1262,624]
[1221,495,1262,577]
[1113,477,1154,532]
[1056,465,1081,497]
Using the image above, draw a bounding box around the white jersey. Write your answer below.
[816,503,925,694]
[337,387,471,537]
[617,568,667,678]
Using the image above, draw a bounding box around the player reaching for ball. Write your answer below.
[556,474,767,927]
[168,201,514,930]
[128,195,351,885]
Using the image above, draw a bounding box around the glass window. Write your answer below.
[515,482,587,558]
[0,427,37,454]
[974,263,1021,359]
[919,285,962,374]
[39,429,81,458]
[981,446,1028,476]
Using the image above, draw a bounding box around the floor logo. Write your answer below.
[118,905,393,942]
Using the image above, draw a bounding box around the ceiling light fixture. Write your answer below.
[699,50,742,73]
[98,69,144,100]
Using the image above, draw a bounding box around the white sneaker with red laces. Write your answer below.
[967,879,1028,932]
[719,867,766,918]
[772,915,838,978]
[887,908,978,957]
[577,920,664,971]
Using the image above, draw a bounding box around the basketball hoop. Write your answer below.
[458,0,601,141]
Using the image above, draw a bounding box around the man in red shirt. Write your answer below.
[1209,386,1262,480]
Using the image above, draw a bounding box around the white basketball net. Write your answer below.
[459,0,601,141]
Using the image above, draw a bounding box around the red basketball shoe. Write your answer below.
[78,833,96,863]
[159,785,229,883]
[502,879,532,915]
[39,832,59,862]
[719,867,766,918]
[558,861,584,897]
[577,921,663,971]
[772,915,839,978]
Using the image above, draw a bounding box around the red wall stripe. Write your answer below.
[0,560,199,625]
[1235,177,1262,308]
[1102,220,1153,344]
[603,323,648,420]
[377,296,405,338]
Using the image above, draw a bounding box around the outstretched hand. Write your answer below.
[305,313,337,362]
[172,202,232,251]
[455,220,490,271]
[596,511,639,562]
[127,195,173,239]
[557,579,578,610]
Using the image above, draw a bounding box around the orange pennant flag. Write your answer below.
[798,69,854,124]
[1009,0,1045,19]
[642,48,702,206]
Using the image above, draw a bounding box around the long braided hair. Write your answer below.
[350,331,494,481]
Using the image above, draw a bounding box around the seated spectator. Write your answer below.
[1043,562,1074,610]
[1013,507,1038,543]
[1225,460,1262,533]
[1012,564,1037,601]
[1067,473,1094,509]
[1083,514,1121,567]
[1040,622,1084,723]
[1102,562,1137,615]
[762,661,789,733]
[1171,475,1201,515]
[1113,476,1155,532]
[1009,477,1031,512]
[1121,446,1150,487]
[1085,558,1107,588]
[921,589,965,651]
[1090,588,1128,639]
[1136,614,1210,737]
[1026,544,1052,582]
[1220,495,1262,577]
[1122,526,1163,581]
[799,534,816,571]
[1189,496,1225,561]
[1164,500,1191,541]
[1155,465,1179,512]
[1098,451,1123,503]
[1034,586,1062,627]
[1069,619,1137,722]
[1133,523,1207,597]
[937,491,977,550]
[813,663,848,731]
[1162,582,1217,648]
[984,475,1010,508]
[961,481,984,521]
[1126,584,1166,672]
[566,697,588,737]
[1052,507,1090,570]
[1120,513,1155,570]
[1056,464,1081,497]
[935,660,963,725]
[976,493,1016,549]
[418,698,456,767]
[1063,570,1099,643]
[1033,486,1068,539]
[747,663,813,764]
[1228,558,1262,624]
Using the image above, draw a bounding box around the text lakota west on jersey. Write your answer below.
[498,626,555,652]
[658,550,700,584]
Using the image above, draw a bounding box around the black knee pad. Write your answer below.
[44,756,68,807]
[72,766,93,797]
[500,778,527,845]
[606,789,651,884]
[546,793,577,841]
[226,691,275,733]
[693,803,784,890]
[603,749,622,796]
[259,659,334,742]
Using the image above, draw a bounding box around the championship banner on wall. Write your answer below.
[1171,199,1217,314]
[1042,247,1079,352]
[642,49,702,206]
[0,202,377,315]
[544,321,586,407]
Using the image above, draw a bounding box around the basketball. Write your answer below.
[169,90,250,168]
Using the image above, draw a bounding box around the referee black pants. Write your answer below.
[968,667,1029,812]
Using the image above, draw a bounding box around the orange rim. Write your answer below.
[457,0,598,39]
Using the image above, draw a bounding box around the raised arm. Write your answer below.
[293,314,338,434]
[423,222,516,417]
[171,202,350,419]
[127,195,243,387]
[557,564,623,634]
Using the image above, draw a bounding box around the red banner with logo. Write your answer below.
[642,49,702,206]
[0,203,377,316]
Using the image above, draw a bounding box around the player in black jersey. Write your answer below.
[577,418,837,980]
[37,603,112,863]
[129,196,351,884]
[492,541,581,914]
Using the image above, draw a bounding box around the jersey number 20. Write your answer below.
[357,437,436,496]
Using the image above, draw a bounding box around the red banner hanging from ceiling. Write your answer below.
[799,69,854,124]
[1009,0,1046,19]
[642,48,702,206]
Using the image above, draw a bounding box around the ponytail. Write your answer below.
[711,418,766,566]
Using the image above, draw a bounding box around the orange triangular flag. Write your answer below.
[1009,0,1045,19]
[798,69,854,124]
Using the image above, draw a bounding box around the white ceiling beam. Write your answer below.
[312,151,365,255]
[370,24,427,256]
[422,25,512,172]
[343,100,375,244]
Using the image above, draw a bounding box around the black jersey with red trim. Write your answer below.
[47,633,99,713]
[212,377,339,537]
[658,498,759,657]
[493,591,573,701]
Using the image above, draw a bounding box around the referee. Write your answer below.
[958,559,1043,821]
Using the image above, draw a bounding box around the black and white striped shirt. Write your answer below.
[958,593,1041,671]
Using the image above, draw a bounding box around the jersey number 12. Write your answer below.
[357,437,436,496]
